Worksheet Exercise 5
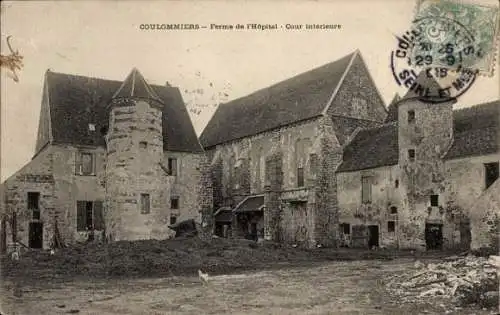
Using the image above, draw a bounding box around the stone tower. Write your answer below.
[397,71,455,249]
[104,68,170,241]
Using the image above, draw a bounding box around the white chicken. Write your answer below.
[198,269,209,285]
[50,249,55,255]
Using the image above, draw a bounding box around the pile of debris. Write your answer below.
[1,236,395,282]
[387,255,499,309]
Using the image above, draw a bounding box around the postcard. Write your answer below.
[1,1,499,314]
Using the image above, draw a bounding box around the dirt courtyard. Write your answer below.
[1,258,495,315]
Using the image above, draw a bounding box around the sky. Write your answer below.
[1,0,499,181]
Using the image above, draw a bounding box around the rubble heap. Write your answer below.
[387,255,500,309]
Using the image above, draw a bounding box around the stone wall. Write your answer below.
[1,147,58,249]
[336,151,498,250]
[51,144,106,244]
[397,99,454,250]
[105,99,170,241]
[444,153,500,250]
[311,116,343,247]
[337,165,404,248]
[166,151,212,230]
[264,151,283,242]
[207,118,319,204]
[326,53,387,122]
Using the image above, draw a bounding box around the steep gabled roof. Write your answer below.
[43,71,203,153]
[337,100,500,172]
[200,51,357,148]
[444,100,499,160]
[113,68,162,102]
[337,123,399,172]
[400,70,444,101]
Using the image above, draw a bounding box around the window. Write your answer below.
[140,194,150,214]
[485,162,499,189]
[340,223,350,234]
[28,192,40,220]
[170,215,177,225]
[394,179,399,188]
[168,158,177,176]
[361,176,372,203]
[76,201,104,231]
[139,141,148,149]
[430,194,439,206]
[171,197,179,209]
[408,110,415,123]
[297,167,304,187]
[408,149,415,161]
[76,152,95,175]
[390,206,398,214]
[88,123,96,131]
[388,221,396,233]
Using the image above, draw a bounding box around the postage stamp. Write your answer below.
[390,16,479,103]
[414,0,500,76]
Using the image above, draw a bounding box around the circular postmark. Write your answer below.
[390,16,480,103]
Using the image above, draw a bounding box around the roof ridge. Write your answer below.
[452,100,499,112]
[47,70,123,84]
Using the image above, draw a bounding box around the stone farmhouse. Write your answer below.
[0,69,212,250]
[1,50,498,252]
[201,50,499,251]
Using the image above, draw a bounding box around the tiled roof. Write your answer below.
[214,207,233,223]
[337,100,500,172]
[113,68,162,102]
[200,51,357,148]
[45,70,203,153]
[337,123,399,172]
[444,100,499,160]
[234,195,264,213]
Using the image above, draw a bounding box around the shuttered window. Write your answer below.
[77,201,87,231]
[77,201,105,231]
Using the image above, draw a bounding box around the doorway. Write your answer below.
[425,223,443,250]
[367,225,379,248]
[250,223,258,241]
[29,222,43,248]
[459,220,471,250]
